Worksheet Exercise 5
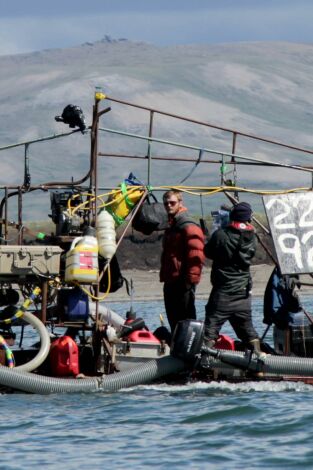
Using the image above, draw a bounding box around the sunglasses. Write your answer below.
[164,200,179,206]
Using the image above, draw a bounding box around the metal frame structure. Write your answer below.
[0,92,312,321]
[0,94,313,243]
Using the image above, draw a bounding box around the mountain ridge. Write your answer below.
[0,40,313,220]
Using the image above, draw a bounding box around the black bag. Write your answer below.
[132,194,168,235]
[99,255,127,293]
[55,104,86,133]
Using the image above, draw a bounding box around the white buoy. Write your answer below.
[97,209,117,260]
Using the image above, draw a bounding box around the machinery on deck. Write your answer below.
[1,91,313,393]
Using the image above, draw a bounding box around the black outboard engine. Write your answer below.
[170,320,204,363]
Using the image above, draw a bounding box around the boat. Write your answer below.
[1,91,313,393]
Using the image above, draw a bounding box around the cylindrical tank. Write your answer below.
[65,229,99,283]
[96,209,117,260]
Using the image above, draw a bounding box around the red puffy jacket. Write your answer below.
[160,211,205,284]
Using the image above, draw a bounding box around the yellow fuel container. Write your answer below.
[106,182,143,225]
[65,234,99,284]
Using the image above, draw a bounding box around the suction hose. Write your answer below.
[15,311,51,372]
[0,286,50,372]
[89,303,124,328]
[204,347,313,376]
[0,356,185,394]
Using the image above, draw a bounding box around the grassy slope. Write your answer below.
[1,40,313,221]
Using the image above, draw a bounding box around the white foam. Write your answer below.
[122,379,313,393]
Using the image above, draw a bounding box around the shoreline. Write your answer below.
[105,264,313,302]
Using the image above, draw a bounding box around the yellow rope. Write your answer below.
[75,263,111,301]
[153,185,311,196]
[67,192,106,216]
[67,186,145,216]
[66,184,311,217]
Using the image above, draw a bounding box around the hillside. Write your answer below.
[1,38,313,223]
[117,228,273,271]
[22,214,274,271]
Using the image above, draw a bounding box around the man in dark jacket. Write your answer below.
[160,190,205,333]
[204,202,263,356]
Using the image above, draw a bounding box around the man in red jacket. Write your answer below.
[160,190,205,333]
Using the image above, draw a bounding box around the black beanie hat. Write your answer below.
[230,202,252,222]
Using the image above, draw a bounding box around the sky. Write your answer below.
[0,0,313,56]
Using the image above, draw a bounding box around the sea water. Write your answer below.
[2,297,313,469]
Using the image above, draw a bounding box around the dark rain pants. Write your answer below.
[204,289,258,344]
[163,280,196,333]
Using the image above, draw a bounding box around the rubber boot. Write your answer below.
[249,338,267,360]
[203,337,216,349]
[200,337,216,368]
[248,338,267,378]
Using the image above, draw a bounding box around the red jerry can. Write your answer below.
[215,334,235,351]
[50,336,80,377]
[128,330,160,344]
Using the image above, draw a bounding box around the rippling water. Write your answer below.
[2,297,313,469]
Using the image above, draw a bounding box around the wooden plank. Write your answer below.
[263,192,313,275]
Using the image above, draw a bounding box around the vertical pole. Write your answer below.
[91,92,101,330]
[4,187,8,244]
[90,98,100,222]
[220,154,225,185]
[24,143,31,188]
[231,132,238,197]
[147,110,154,186]
[18,187,23,245]
[40,280,48,324]
[231,132,237,156]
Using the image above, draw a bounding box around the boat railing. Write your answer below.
[105,95,313,159]
[1,94,313,243]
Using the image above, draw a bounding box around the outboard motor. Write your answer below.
[170,320,204,363]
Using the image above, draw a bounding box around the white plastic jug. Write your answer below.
[65,234,99,284]
[97,209,117,260]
